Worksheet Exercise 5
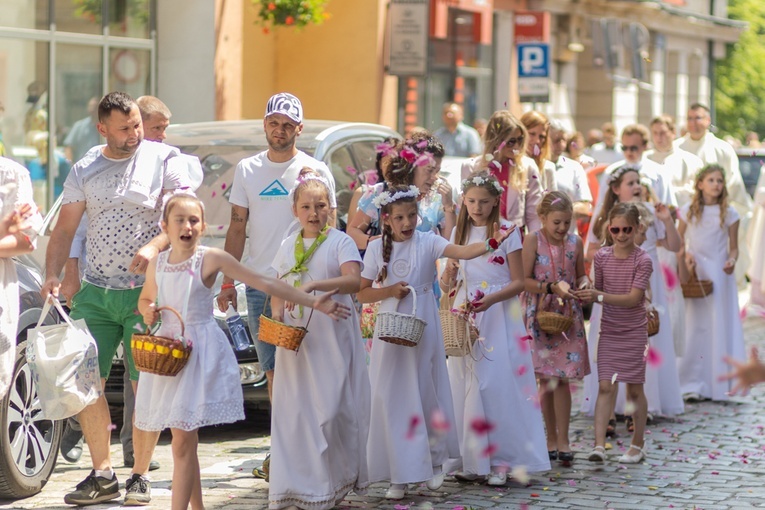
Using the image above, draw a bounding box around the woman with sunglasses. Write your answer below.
[461,110,543,235]
[574,202,653,464]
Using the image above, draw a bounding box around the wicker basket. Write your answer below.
[375,286,427,347]
[537,298,573,335]
[681,267,713,298]
[131,307,192,377]
[258,298,313,352]
[439,279,478,357]
[646,308,660,337]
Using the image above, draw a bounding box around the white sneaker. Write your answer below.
[425,472,444,490]
[487,472,507,486]
[618,444,646,464]
[385,484,406,500]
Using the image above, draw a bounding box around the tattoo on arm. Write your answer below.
[231,209,248,223]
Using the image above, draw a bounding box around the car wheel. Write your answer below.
[0,340,63,499]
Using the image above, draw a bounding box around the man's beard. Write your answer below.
[267,132,295,152]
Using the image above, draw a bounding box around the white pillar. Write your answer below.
[675,50,689,123]
[494,11,514,114]
[157,0,215,122]
[698,54,711,106]
[612,78,638,134]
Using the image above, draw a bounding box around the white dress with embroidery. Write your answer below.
[134,247,244,431]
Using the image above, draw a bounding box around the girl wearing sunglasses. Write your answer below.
[575,202,653,464]
[461,110,544,235]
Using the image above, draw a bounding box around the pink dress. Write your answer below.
[594,246,653,384]
[524,232,590,379]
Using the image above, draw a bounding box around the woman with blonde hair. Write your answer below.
[521,111,557,192]
[460,110,543,234]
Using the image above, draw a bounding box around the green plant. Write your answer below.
[73,0,149,28]
[254,0,330,31]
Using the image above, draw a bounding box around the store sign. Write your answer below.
[517,43,550,103]
[387,0,429,76]
[514,11,550,44]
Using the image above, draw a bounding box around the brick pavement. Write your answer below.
[4,310,765,509]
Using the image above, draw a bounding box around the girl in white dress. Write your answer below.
[358,185,512,500]
[581,166,684,423]
[441,173,549,485]
[677,164,745,401]
[135,192,349,510]
[268,171,371,510]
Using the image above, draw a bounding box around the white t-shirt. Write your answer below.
[229,150,336,275]
[553,156,592,203]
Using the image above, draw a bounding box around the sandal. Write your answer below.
[548,450,558,461]
[558,451,574,464]
[625,416,635,433]
[588,446,606,462]
[606,419,617,438]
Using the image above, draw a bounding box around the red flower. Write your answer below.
[470,417,495,435]
[400,148,417,163]
[285,15,295,25]
[487,238,499,250]
[489,255,505,265]
[267,2,276,10]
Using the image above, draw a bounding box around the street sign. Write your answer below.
[517,43,550,103]
[514,11,550,44]
[387,0,428,76]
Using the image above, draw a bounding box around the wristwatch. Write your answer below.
[597,293,604,303]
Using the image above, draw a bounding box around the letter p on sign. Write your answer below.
[518,44,549,78]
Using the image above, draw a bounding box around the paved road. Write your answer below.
[4,311,765,509]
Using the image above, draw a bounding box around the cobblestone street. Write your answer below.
[3,311,765,509]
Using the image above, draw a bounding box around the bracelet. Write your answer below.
[443,204,456,213]
[546,282,554,294]
[485,238,499,252]
[221,283,235,290]
[537,281,543,291]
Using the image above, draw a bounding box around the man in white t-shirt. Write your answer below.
[548,120,592,231]
[216,92,336,430]
[586,122,623,166]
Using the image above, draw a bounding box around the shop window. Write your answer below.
[56,0,102,35]
[0,0,49,30]
[108,0,151,39]
[109,48,150,100]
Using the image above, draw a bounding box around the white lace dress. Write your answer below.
[134,247,244,431]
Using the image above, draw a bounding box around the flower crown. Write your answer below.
[372,185,420,208]
[607,164,641,184]
[461,174,503,194]
[289,173,332,203]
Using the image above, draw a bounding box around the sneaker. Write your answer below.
[123,474,151,506]
[123,452,160,471]
[385,483,406,500]
[487,471,507,486]
[425,472,444,491]
[63,470,120,506]
[60,422,84,463]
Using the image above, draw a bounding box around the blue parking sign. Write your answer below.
[518,43,550,78]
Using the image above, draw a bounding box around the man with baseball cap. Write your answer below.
[216,92,336,479]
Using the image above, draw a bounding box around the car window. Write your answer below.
[348,140,379,179]
[327,145,356,220]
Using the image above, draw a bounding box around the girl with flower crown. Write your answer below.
[440,172,549,485]
[461,110,544,234]
[357,184,512,500]
[267,169,371,510]
[347,132,456,253]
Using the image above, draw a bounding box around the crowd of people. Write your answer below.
[0,90,763,510]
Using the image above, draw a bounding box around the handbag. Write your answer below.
[26,297,101,420]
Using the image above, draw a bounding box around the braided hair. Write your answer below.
[375,186,418,284]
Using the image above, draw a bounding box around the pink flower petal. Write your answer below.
[346,166,358,175]
[470,417,495,435]
[221,183,227,190]
[661,263,679,290]
[517,365,528,376]
[517,334,532,353]
[481,443,498,457]
[533,144,541,156]
[431,409,451,433]
[646,345,663,367]
[211,191,216,198]
[406,415,421,440]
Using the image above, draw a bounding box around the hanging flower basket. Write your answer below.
[255,0,330,30]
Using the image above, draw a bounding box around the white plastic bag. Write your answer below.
[26,297,101,420]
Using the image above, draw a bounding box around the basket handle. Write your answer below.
[263,294,316,329]
[146,306,186,338]
[396,285,418,315]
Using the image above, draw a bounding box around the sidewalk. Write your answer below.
[5,302,765,509]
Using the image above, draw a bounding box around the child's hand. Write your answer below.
[573,289,598,304]
[436,179,454,209]
[492,223,516,244]
[443,260,459,281]
[284,301,296,312]
[142,303,159,327]
[389,282,411,300]
[720,346,765,395]
[0,203,34,238]
[723,257,736,274]
[313,289,351,321]
[470,293,496,313]
[577,276,593,290]
[684,252,696,270]
[655,203,671,222]
[552,281,577,300]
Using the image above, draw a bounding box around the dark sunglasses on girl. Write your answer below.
[609,226,633,235]
[504,136,524,147]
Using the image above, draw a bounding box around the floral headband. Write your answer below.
[372,185,420,208]
[461,174,503,194]
[289,173,332,204]
[607,164,641,184]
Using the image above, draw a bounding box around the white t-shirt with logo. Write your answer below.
[229,150,336,275]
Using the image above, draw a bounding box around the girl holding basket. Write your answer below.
[442,172,549,485]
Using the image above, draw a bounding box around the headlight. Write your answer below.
[239,362,265,384]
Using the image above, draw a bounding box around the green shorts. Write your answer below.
[70,282,145,381]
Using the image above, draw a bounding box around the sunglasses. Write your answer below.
[621,145,641,152]
[608,226,634,235]
[503,136,524,147]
